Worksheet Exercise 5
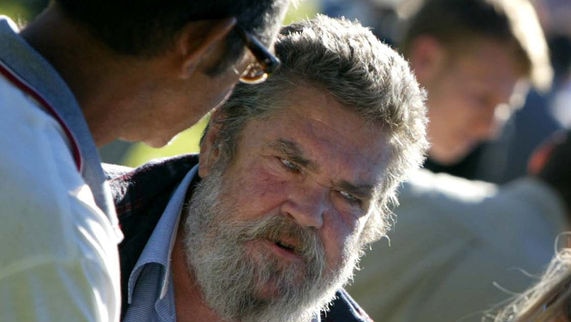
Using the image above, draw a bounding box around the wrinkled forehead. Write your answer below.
[251,93,393,183]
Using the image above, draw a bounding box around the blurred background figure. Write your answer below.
[348,125,571,322]
[396,0,552,184]
[434,0,571,184]
[325,0,571,321]
[322,0,571,185]
[486,140,571,320]
[319,0,402,46]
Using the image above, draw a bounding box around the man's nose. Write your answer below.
[281,182,327,229]
[473,104,504,140]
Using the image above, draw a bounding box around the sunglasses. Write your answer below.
[235,25,281,84]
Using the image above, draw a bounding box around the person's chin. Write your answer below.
[247,239,308,284]
[253,278,287,300]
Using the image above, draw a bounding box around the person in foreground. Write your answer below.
[0,0,290,321]
[106,15,428,322]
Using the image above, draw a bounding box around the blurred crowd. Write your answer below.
[320,0,571,321]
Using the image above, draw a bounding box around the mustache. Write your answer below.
[230,215,325,263]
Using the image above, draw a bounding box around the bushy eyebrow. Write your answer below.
[336,181,374,201]
[269,139,318,172]
[268,138,375,200]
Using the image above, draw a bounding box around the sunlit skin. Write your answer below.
[198,85,392,298]
[20,5,281,148]
[413,38,524,164]
[129,27,280,147]
[113,44,262,147]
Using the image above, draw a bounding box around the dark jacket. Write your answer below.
[105,154,373,322]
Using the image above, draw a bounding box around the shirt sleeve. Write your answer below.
[0,77,121,321]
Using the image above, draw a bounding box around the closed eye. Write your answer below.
[279,157,302,173]
[338,190,362,206]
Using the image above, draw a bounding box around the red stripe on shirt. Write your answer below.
[0,62,83,171]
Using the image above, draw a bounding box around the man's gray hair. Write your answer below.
[210,14,429,244]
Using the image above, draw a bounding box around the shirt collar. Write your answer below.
[127,164,199,303]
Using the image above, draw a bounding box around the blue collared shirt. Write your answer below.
[123,165,198,322]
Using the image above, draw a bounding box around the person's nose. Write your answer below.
[472,103,501,140]
[281,181,327,229]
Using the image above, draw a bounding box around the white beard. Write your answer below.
[182,168,363,322]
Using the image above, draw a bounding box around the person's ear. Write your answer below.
[198,108,225,177]
[176,17,237,78]
[407,35,446,84]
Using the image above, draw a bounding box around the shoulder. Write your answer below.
[105,154,198,190]
[0,72,85,206]
[400,168,498,203]
[104,154,199,220]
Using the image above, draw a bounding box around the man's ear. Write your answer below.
[407,35,446,84]
[176,17,237,78]
[198,108,225,177]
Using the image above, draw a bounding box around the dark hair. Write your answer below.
[400,0,551,90]
[55,0,288,71]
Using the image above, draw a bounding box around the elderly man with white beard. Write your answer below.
[105,15,428,322]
